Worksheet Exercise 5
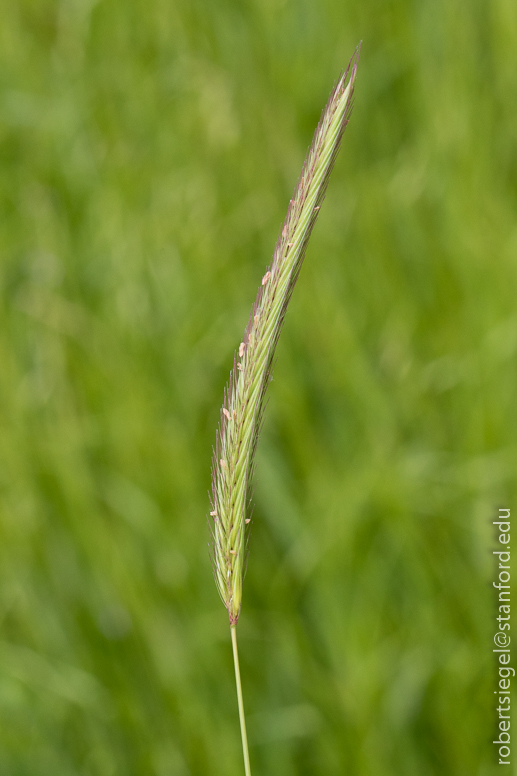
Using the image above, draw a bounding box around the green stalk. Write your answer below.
[231,625,252,776]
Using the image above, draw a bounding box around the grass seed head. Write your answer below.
[210,46,360,624]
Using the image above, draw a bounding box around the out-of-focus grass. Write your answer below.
[0,1,516,774]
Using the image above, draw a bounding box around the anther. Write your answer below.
[239,342,245,358]
[262,271,271,285]
[223,408,231,420]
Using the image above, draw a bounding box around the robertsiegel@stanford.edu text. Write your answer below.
[493,508,512,766]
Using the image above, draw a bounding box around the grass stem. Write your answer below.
[230,624,252,776]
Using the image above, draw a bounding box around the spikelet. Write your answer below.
[209,47,360,625]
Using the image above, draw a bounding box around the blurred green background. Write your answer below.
[1,1,516,774]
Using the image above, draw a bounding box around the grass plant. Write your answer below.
[210,47,360,774]
[1,3,515,773]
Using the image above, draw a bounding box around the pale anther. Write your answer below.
[261,271,271,285]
